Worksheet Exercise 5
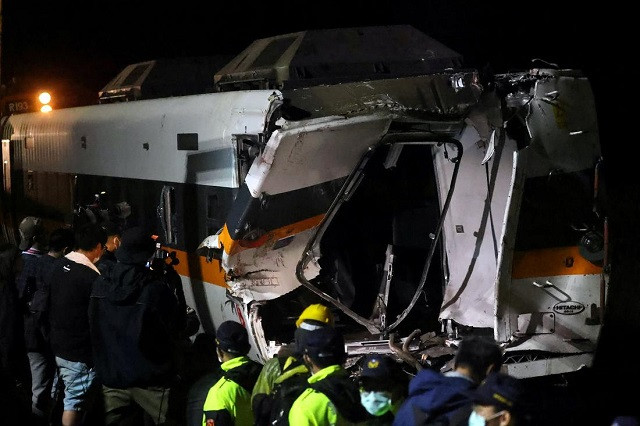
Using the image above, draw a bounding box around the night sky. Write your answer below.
[1,2,630,175]
[2,1,623,105]
[2,1,638,420]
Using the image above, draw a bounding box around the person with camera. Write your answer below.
[89,226,186,425]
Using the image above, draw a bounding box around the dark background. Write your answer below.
[2,1,637,423]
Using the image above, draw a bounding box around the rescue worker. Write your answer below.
[393,336,503,425]
[202,320,261,426]
[288,326,369,425]
[466,372,526,426]
[358,354,407,425]
[251,303,334,425]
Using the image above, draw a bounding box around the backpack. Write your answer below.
[89,271,181,388]
[223,359,262,393]
[28,286,50,342]
[308,371,369,424]
[254,357,310,426]
[270,366,369,426]
[24,257,53,348]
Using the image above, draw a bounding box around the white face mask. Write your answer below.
[468,409,506,426]
[468,411,487,426]
[359,390,392,416]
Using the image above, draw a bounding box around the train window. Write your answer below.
[235,134,263,184]
[177,133,198,151]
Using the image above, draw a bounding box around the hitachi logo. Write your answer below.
[553,301,585,315]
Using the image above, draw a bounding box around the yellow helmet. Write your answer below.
[296,303,334,328]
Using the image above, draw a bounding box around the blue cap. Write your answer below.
[471,372,524,412]
[216,321,250,355]
[303,326,345,363]
[361,355,394,379]
[294,319,330,355]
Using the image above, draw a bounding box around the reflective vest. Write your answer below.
[202,356,261,426]
[288,364,368,426]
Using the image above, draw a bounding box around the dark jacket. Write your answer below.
[89,262,181,388]
[22,253,56,351]
[96,249,117,277]
[0,244,24,373]
[28,254,58,344]
[392,369,476,426]
[16,249,44,302]
[49,253,100,364]
[17,250,44,351]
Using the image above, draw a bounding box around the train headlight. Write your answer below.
[38,91,53,113]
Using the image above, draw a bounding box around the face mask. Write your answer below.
[469,409,506,426]
[360,390,392,416]
[468,411,486,426]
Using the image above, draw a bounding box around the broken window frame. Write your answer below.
[296,133,463,335]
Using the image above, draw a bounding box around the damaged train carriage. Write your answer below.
[213,67,606,378]
[0,49,605,379]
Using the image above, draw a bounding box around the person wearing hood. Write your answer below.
[89,226,184,425]
[392,336,503,426]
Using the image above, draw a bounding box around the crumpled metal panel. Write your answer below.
[438,125,518,328]
[225,115,392,302]
[223,228,319,303]
[283,72,481,122]
[245,115,392,197]
[524,69,601,177]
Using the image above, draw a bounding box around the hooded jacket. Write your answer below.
[392,369,476,426]
[89,261,180,388]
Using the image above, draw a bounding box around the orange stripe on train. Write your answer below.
[511,246,602,279]
[218,214,325,256]
[168,249,228,287]
[166,213,325,286]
